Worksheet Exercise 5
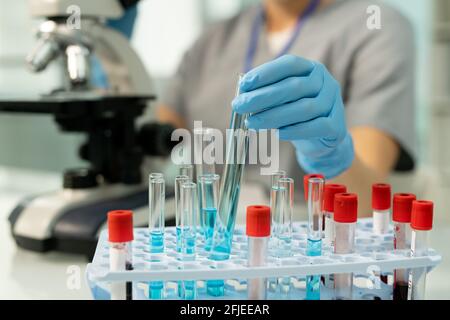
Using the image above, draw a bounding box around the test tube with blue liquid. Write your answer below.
[272,177,294,294]
[179,182,198,299]
[209,74,249,263]
[199,174,222,296]
[174,175,190,297]
[148,173,165,299]
[306,176,324,300]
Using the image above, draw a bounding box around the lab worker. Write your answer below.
[156,0,416,216]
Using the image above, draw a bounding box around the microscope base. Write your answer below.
[8,185,151,259]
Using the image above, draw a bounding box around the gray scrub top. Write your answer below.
[160,0,416,193]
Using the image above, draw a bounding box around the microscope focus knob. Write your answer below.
[63,168,99,189]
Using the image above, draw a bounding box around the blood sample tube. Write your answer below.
[372,183,391,234]
[333,193,357,300]
[108,210,134,300]
[392,193,416,300]
[323,184,347,247]
[408,200,434,300]
[246,205,271,300]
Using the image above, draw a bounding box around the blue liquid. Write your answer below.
[148,230,164,299]
[306,238,322,300]
[149,230,164,253]
[176,226,182,253]
[149,281,164,300]
[307,238,322,256]
[202,208,217,251]
[207,280,225,296]
[182,281,196,300]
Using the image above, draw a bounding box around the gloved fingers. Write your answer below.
[233,69,322,114]
[296,134,354,179]
[278,117,333,141]
[245,66,337,129]
[240,55,315,92]
[246,97,324,129]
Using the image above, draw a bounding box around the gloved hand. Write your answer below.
[232,55,354,179]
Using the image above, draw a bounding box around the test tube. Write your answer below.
[194,127,216,178]
[148,175,165,299]
[306,177,324,300]
[372,183,391,284]
[179,182,198,300]
[246,205,271,300]
[408,200,434,300]
[175,175,190,253]
[199,174,220,251]
[392,193,416,300]
[333,193,357,300]
[323,184,347,247]
[272,177,294,294]
[210,74,249,261]
[268,171,286,291]
[372,183,391,234]
[148,175,165,253]
[108,210,134,300]
[179,164,194,181]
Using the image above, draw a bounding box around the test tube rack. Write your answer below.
[86,218,441,300]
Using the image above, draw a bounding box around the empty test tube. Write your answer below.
[392,193,416,300]
[333,193,357,300]
[175,175,190,253]
[408,200,434,300]
[303,174,325,201]
[179,182,198,299]
[246,205,271,300]
[272,177,294,294]
[372,183,391,235]
[306,177,324,300]
[210,74,249,261]
[268,171,286,291]
[108,210,134,300]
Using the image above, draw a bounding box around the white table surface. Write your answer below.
[0,167,449,300]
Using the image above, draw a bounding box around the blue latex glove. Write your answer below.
[232,55,354,179]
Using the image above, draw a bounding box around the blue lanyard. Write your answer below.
[244,0,320,73]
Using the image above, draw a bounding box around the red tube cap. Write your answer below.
[411,200,434,231]
[108,210,134,242]
[323,184,347,212]
[392,193,416,223]
[246,205,271,237]
[303,173,325,200]
[372,183,391,210]
[334,193,358,223]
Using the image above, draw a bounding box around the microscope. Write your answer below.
[1,0,175,258]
